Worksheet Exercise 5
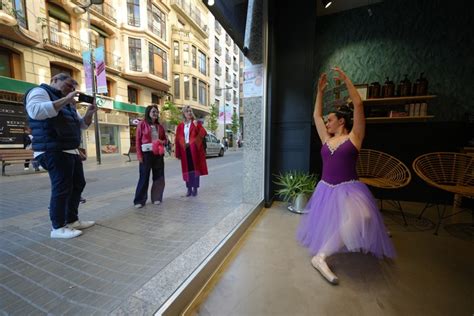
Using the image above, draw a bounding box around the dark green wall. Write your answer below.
[315,0,474,120]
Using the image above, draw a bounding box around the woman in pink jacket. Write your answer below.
[133,105,167,208]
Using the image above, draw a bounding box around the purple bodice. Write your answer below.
[321,138,359,185]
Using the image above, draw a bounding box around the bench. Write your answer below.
[0,149,34,176]
[123,145,137,162]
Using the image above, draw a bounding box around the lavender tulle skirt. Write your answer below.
[296,180,396,259]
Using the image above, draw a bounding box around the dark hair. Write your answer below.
[330,105,353,131]
[50,73,72,83]
[144,105,159,125]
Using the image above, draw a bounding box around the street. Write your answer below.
[0,151,244,314]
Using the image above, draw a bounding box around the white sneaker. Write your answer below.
[24,167,29,171]
[68,220,95,230]
[51,227,82,239]
[134,204,144,209]
[153,201,161,205]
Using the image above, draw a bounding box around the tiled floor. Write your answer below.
[189,202,473,316]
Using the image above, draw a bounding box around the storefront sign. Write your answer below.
[243,64,264,98]
[0,102,26,148]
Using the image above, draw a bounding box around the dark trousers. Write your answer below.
[36,152,86,229]
[185,146,200,189]
[134,152,165,205]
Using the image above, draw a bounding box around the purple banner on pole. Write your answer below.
[95,46,107,94]
[82,51,93,95]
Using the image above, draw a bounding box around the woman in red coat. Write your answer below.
[134,105,168,208]
[175,106,208,196]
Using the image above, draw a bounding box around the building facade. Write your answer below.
[0,0,172,156]
[208,16,242,142]
[0,0,242,154]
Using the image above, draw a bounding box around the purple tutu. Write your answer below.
[296,180,396,259]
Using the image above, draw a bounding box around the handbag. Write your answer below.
[152,140,165,156]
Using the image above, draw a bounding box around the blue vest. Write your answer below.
[26,84,81,151]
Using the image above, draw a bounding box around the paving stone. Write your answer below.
[0,152,244,314]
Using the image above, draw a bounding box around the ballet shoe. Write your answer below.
[311,255,339,285]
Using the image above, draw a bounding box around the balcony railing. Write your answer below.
[171,0,208,35]
[215,64,222,76]
[90,2,117,23]
[233,80,238,89]
[42,25,85,56]
[130,64,142,72]
[128,16,140,27]
[233,62,238,72]
[215,45,222,56]
[0,0,27,28]
[215,20,221,34]
[215,88,222,96]
[233,44,238,55]
[225,74,231,83]
[105,52,122,71]
[233,96,238,104]
[225,35,231,46]
[225,91,231,101]
[225,54,231,65]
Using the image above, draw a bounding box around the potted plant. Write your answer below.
[273,171,318,214]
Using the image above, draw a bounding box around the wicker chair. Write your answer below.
[357,149,412,225]
[412,152,474,235]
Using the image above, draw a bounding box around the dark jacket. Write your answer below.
[26,84,81,151]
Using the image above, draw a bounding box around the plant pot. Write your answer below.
[288,193,309,214]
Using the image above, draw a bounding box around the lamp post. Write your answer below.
[78,0,104,164]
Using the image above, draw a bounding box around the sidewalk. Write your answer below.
[0,151,250,314]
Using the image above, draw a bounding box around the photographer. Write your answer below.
[25,73,97,239]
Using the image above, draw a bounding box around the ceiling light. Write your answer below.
[208,0,215,6]
[322,0,332,9]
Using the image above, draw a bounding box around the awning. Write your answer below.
[91,24,109,38]
[48,3,71,24]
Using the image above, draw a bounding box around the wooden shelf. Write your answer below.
[366,115,435,124]
[363,95,437,106]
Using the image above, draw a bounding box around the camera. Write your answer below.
[78,93,94,104]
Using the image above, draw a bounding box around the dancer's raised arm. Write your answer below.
[313,73,331,142]
[332,67,365,147]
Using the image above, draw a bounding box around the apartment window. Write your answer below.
[215,79,221,96]
[11,0,27,28]
[184,75,190,100]
[198,80,207,106]
[173,41,180,64]
[50,63,73,78]
[47,3,72,50]
[128,37,142,71]
[149,43,167,79]
[0,47,21,79]
[151,93,160,105]
[191,45,197,68]
[127,0,140,26]
[106,79,115,97]
[183,43,189,66]
[174,74,180,98]
[192,77,197,101]
[198,50,206,75]
[147,0,166,40]
[128,86,139,104]
[91,25,107,50]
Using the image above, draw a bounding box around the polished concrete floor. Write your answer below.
[188,202,473,316]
